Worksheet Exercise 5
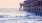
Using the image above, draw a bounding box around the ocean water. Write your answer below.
[0,8,42,23]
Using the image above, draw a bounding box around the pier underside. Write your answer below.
[19,0,42,16]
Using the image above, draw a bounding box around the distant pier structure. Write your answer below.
[19,0,42,16]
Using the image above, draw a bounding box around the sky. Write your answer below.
[0,0,25,8]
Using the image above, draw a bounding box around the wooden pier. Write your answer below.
[19,0,42,16]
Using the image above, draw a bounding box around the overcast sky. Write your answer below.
[0,0,25,8]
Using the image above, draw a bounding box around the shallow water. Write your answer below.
[0,8,42,23]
